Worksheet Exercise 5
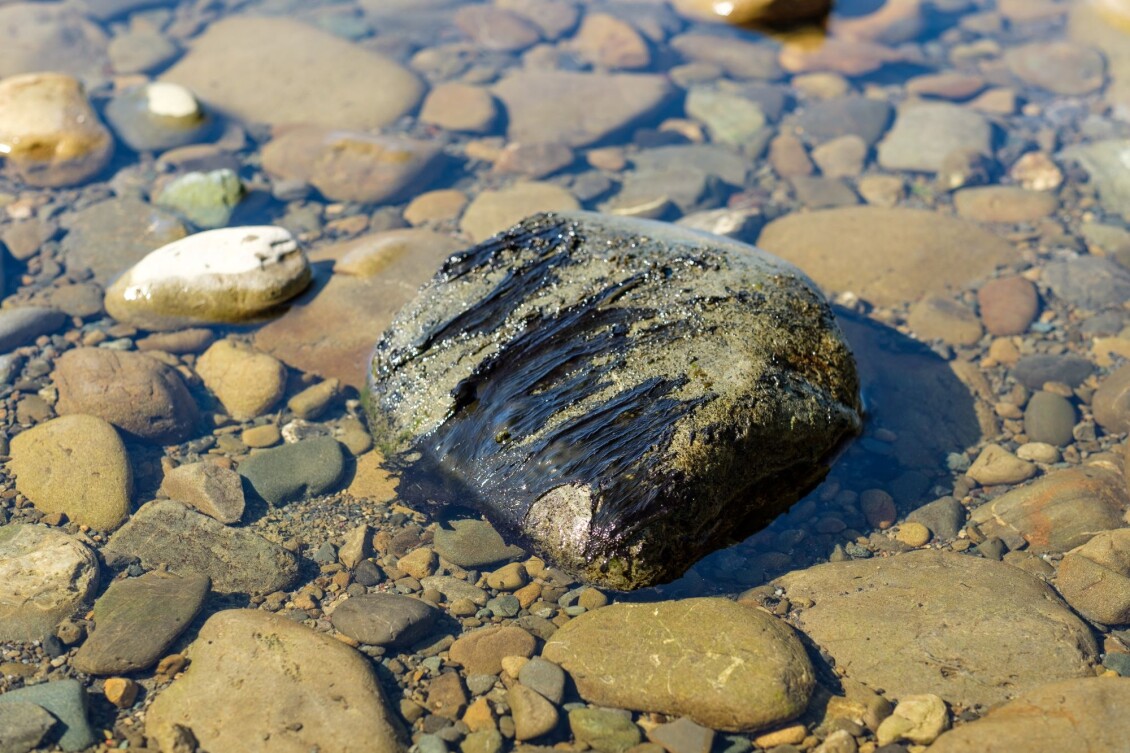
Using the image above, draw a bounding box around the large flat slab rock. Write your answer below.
[145,609,405,753]
[367,212,861,589]
[929,677,1130,753]
[105,500,298,595]
[543,598,813,732]
[162,16,424,130]
[73,571,209,675]
[493,70,676,147]
[772,550,1098,709]
[757,206,1017,307]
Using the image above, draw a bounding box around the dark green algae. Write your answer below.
[366,212,862,590]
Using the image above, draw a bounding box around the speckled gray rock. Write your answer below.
[329,593,438,646]
[238,437,345,506]
[0,680,94,752]
[73,571,209,675]
[1043,256,1130,311]
[368,212,861,590]
[0,525,99,642]
[773,550,1098,708]
[105,499,298,594]
[0,702,55,753]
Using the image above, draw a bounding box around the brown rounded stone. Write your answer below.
[53,348,199,443]
[977,276,1039,336]
[448,625,536,675]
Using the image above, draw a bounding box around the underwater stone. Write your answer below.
[367,212,861,590]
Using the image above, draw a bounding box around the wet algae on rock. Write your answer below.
[367,212,861,589]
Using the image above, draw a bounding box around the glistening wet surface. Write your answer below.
[1,0,1130,751]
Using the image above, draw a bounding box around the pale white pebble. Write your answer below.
[145,82,201,119]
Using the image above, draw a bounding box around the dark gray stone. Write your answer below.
[796,96,892,146]
[367,212,861,590]
[0,702,55,753]
[105,500,298,594]
[0,308,66,353]
[1012,354,1094,390]
[518,657,566,704]
[907,496,966,540]
[1043,256,1130,311]
[1023,391,1076,447]
[0,680,93,752]
[238,436,345,506]
[73,571,209,675]
[329,593,438,646]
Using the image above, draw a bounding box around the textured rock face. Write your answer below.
[368,212,861,589]
[543,598,814,732]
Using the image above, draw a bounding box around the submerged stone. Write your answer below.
[367,212,861,590]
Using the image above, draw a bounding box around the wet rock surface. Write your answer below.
[544,598,813,732]
[772,550,1098,708]
[368,212,861,589]
[0,525,99,642]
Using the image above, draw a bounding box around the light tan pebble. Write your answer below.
[876,694,949,745]
[587,147,626,171]
[967,444,1036,486]
[857,175,903,207]
[403,189,469,226]
[1009,152,1062,191]
[293,592,319,610]
[486,562,529,591]
[994,402,1023,419]
[419,82,498,134]
[449,597,479,617]
[524,557,549,580]
[287,378,338,419]
[501,655,529,679]
[791,72,851,99]
[814,729,858,753]
[346,451,397,502]
[334,633,360,647]
[241,423,281,448]
[463,696,496,732]
[988,337,1021,365]
[1016,442,1061,464]
[104,677,139,708]
[755,723,808,747]
[577,587,609,610]
[514,582,542,609]
[399,547,438,580]
[658,118,706,143]
[339,524,371,570]
[196,339,287,421]
[894,522,931,548]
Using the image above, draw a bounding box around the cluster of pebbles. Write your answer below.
[2,0,1130,752]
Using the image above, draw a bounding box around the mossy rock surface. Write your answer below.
[367,211,861,589]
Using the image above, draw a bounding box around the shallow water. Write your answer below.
[2,0,1130,749]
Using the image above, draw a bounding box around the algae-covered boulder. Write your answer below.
[367,212,861,590]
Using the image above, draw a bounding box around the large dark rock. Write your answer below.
[366,212,861,590]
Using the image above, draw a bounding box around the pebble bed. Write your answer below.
[2,0,1130,752]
